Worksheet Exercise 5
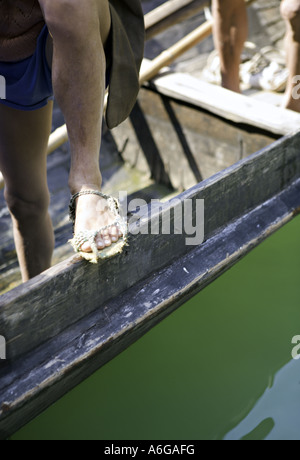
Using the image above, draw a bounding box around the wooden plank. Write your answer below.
[149,72,300,136]
[145,0,210,40]
[1,132,300,361]
[1,131,300,439]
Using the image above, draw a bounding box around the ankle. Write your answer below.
[68,174,103,196]
[283,95,300,113]
[221,74,241,93]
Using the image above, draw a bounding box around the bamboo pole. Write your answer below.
[141,21,213,84]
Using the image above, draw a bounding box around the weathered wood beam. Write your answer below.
[149,72,300,136]
[140,21,213,83]
[145,0,210,40]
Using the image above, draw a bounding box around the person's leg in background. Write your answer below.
[0,102,55,282]
[212,0,248,93]
[281,0,300,112]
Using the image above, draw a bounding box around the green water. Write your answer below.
[11,216,300,440]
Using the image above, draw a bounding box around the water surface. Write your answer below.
[11,216,300,440]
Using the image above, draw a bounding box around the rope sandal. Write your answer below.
[240,46,288,93]
[203,43,288,93]
[68,190,128,264]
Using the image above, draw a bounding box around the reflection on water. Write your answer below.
[11,216,300,440]
[225,360,300,440]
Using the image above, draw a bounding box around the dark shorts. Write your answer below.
[0,24,112,112]
[0,25,53,111]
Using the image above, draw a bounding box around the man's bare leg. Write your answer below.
[212,0,248,93]
[0,103,55,282]
[39,0,122,253]
[281,0,300,112]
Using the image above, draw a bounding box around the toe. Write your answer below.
[104,238,112,247]
[96,236,105,250]
[81,241,92,253]
[101,229,112,247]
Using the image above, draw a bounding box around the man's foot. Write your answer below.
[73,191,123,253]
[283,97,300,113]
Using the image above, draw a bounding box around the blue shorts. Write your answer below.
[0,25,53,111]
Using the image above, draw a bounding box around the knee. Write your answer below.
[281,0,300,25]
[38,0,99,37]
[5,189,50,223]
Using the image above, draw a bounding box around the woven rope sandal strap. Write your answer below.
[69,190,120,225]
[68,190,129,263]
[68,189,128,257]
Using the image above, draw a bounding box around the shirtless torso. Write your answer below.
[0,0,44,62]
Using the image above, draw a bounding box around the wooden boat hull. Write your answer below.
[1,130,300,439]
[1,0,300,439]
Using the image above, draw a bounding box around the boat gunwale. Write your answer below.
[1,130,300,360]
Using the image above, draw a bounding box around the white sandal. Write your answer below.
[68,190,128,264]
